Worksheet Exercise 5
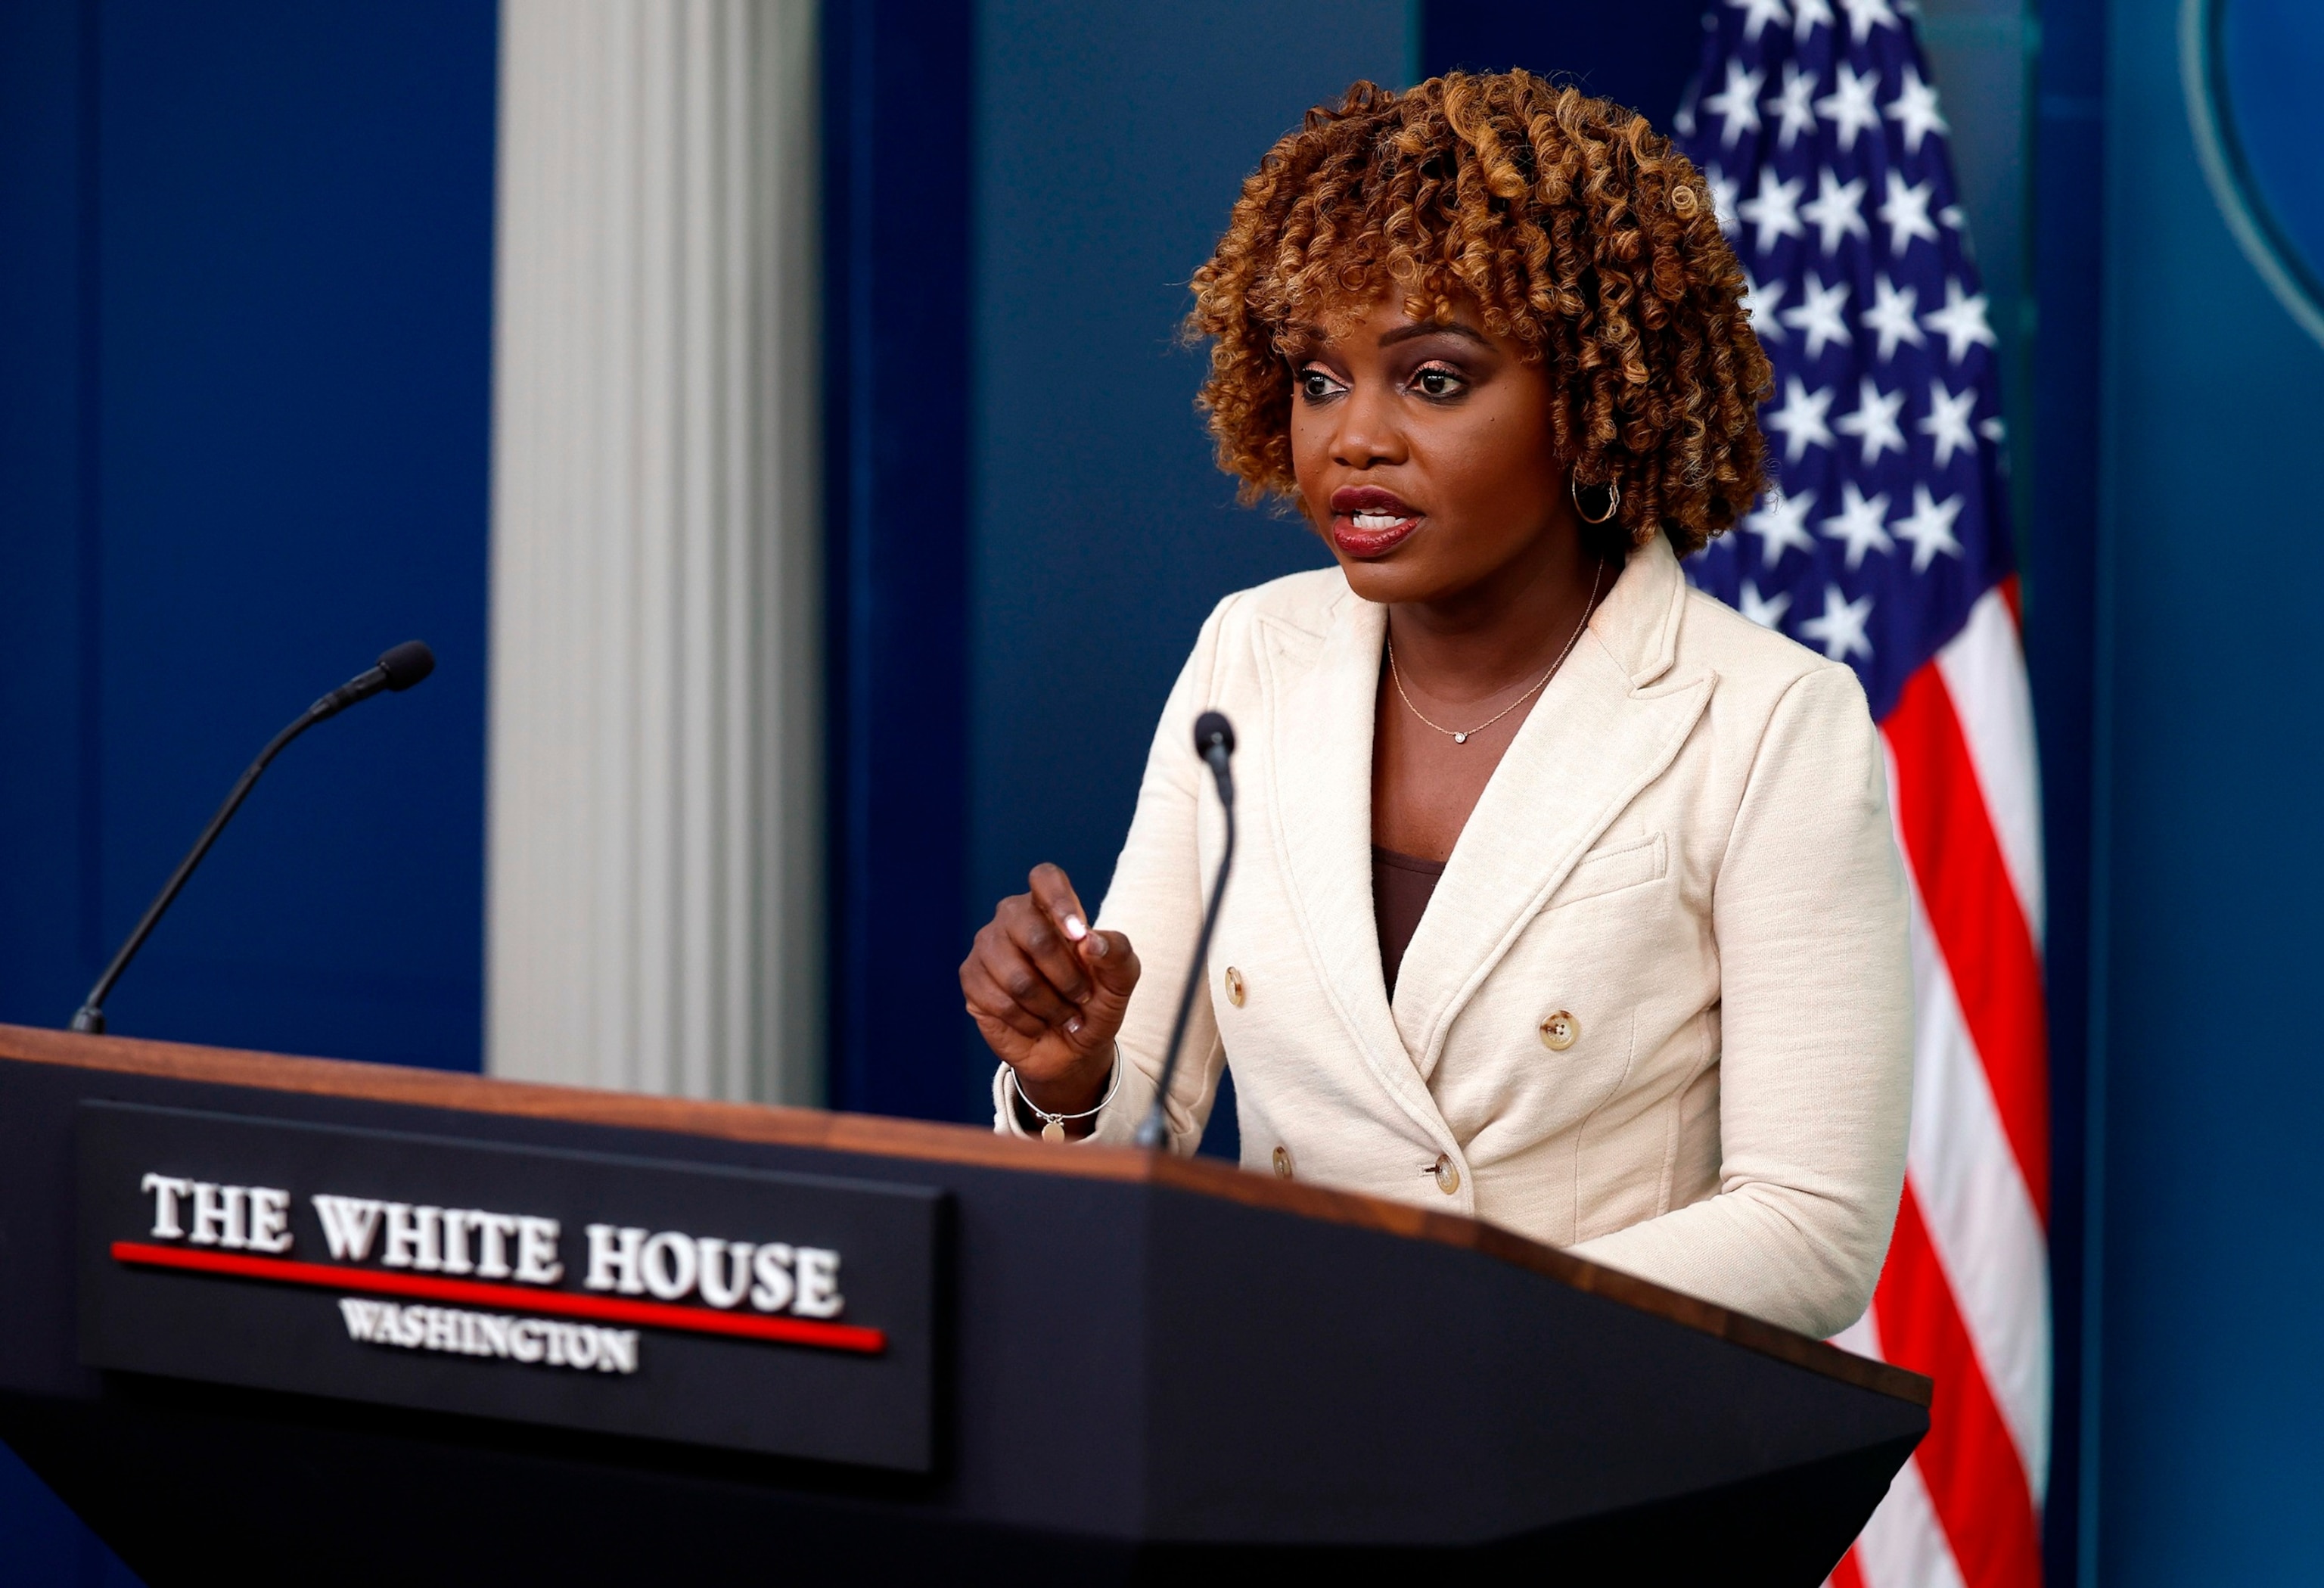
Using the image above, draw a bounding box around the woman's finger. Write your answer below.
[961,959,1049,1040]
[1027,863,1092,944]
[1078,929,1141,1000]
[980,934,1080,1027]
[999,893,1090,1006]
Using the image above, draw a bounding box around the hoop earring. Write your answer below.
[1572,474,1621,525]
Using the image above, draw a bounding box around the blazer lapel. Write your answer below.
[1260,589,1452,1142]
[1390,536,1713,1079]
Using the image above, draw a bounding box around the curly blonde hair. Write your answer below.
[1185,71,1770,556]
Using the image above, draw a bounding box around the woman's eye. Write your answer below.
[1410,365,1466,399]
[1297,366,1346,400]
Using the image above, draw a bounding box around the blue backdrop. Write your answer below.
[0,0,495,1575]
[2082,0,2324,1577]
[0,0,495,1068]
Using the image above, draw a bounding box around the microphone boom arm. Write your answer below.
[72,710,326,1033]
[68,641,436,1036]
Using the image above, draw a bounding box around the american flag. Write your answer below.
[1675,3,2049,1585]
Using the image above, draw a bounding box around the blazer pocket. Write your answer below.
[1548,832,1667,909]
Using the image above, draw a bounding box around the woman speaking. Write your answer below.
[958,71,1910,1340]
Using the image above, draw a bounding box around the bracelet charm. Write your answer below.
[1010,1047,1123,1142]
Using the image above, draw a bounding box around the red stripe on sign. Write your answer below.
[1827,1543,1868,1588]
[110,1241,887,1355]
[1883,663,2051,1223]
[1873,1185,2042,1588]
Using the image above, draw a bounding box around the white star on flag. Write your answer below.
[1834,376,1907,465]
[1704,58,1766,148]
[1819,479,1894,569]
[1885,62,1949,154]
[1738,579,1792,629]
[1878,171,1940,255]
[1738,169,1806,252]
[1801,168,1870,253]
[1765,62,1819,151]
[1791,0,1835,41]
[1780,272,1853,356]
[1892,484,1966,570]
[1922,278,1996,362]
[1816,61,1882,153]
[1862,275,1926,360]
[1837,0,1900,44]
[1765,377,1836,462]
[1726,0,1792,45]
[1745,486,1817,567]
[1797,584,1875,660]
[1920,381,1978,467]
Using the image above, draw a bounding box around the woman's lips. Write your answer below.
[1328,487,1423,558]
[1331,514,1421,558]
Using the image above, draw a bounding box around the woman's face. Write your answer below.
[1288,295,1582,606]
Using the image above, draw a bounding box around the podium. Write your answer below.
[0,1024,1926,1584]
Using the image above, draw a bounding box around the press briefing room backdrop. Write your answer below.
[0,0,2318,1580]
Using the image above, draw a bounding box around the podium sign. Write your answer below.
[75,1102,946,1470]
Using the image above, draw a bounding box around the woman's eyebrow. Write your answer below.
[1378,320,1492,350]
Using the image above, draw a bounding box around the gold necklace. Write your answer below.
[1386,561,1607,745]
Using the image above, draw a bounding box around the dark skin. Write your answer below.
[960,295,1614,1130]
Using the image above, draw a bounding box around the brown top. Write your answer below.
[1372,845,1446,996]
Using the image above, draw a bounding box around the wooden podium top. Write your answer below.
[0,1021,1928,1409]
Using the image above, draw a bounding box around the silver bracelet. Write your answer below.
[1008,1046,1122,1142]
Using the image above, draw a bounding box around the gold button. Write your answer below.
[1272,1145,1293,1179]
[1539,1010,1578,1051]
[1431,1153,1460,1195]
[1223,966,1246,1007]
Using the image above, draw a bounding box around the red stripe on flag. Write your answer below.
[1828,1545,1869,1588]
[1883,663,2051,1222]
[1874,1183,2043,1588]
[1997,574,2022,632]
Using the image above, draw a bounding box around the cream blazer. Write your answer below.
[992,534,1912,1339]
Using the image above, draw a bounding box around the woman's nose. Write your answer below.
[1331,383,1408,469]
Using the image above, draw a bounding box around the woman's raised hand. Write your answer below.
[960,862,1141,1120]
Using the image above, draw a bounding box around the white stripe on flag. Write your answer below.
[1904,875,2052,1503]
[1883,745,2052,1503]
[1934,589,2046,944]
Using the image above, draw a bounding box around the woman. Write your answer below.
[958,72,1909,1339]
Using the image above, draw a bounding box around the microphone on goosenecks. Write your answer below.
[1132,711,1238,1149]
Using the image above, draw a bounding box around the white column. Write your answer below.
[487,0,822,1104]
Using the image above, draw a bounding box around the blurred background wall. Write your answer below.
[2084,0,2324,1579]
[0,0,2318,1581]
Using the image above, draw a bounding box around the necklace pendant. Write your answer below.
[1452,731,1468,744]
[1040,1118,1065,1143]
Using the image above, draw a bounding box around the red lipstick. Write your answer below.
[1327,486,1424,559]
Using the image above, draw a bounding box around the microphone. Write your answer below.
[1133,710,1238,1150]
[68,642,438,1036]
